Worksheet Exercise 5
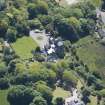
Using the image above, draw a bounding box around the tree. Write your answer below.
[0,19,8,38]
[54,97,64,105]
[35,0,48,15]
[63,70,78,88]
[47,70,56,86]
[16,20,30,36]
[8,8,29,29]
[15,62,26,73]
[87,74,97,86]
[82,87,91,104]
[64,40,71,52]
[30,96,47,105]
[35,82,53,104]
[95,89,105,105]
[13,0,27,8]
[68,17,81,31]
[29,63,56,83]
[6,27,17,42]
[98,89,105,97]
[3,46,11,55]
[78,1,96,17]
[87,74,104,90]
[29,69,48,82]
[0,78,9,89]
[8,60,16,73]
[102,0,105,10]
[86,19,95,34]
[79,18,89,36]
[28,1,48,19]
[28,3,37,19]
[7,85,41,105]
[28,19,43,30]
[33,53,45,62]
[3,47,15,64]
[70,8,84,18]
[38,15,52,26]
[54,17,79,42]
[11,73,31,85]
[59,7,83,18]
[0,66,7,78]
[0,0,6,11]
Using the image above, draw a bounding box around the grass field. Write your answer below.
[0,89,9,105]
[53,87,70,100]
[75,36,105,75]
[11,36,37,59]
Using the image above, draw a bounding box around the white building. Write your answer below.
[30,29,50,49]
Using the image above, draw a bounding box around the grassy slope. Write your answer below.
[0,89,9,105]
[11,36,37,59]
[75,36,105,75]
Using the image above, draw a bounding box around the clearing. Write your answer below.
[11,36,37,59]
[53,87,70,100]
[75,36,105,77]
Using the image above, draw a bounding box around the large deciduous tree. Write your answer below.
[6,27,17,42]
[7,85,41,105]
[63,70,78,88]
[35,82,53,104]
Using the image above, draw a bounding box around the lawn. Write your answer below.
[53,87,70,100]
[11,36,37,59]
[77,80,84,90]
[87,95,97,105]
[75,36,105,76]
[0,89,10,105]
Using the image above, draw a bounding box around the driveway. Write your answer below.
[55,0,80,5]
[66,0,79,5]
